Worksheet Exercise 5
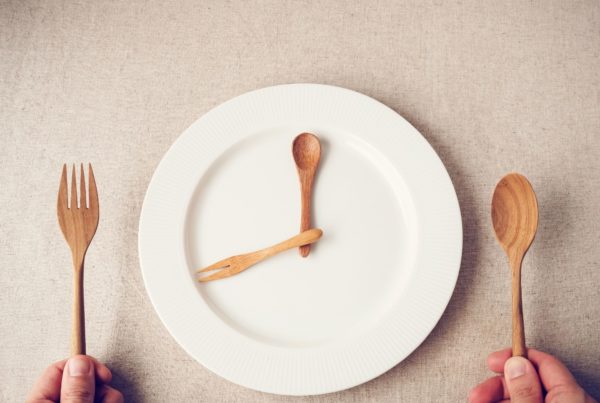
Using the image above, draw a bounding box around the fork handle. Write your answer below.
[71,262,86,355]
[264,228,323,258]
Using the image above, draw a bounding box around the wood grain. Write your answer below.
[292,133,321,257]
[57,164,99,355]
[492,173,538,358]
[197,228,323,282]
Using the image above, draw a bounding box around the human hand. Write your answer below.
[26,355,124,403]
[469,348,597,403]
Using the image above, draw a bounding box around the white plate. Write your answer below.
[139,84,462,395]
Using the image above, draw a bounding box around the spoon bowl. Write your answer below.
[491,172,538,357]
[492,174,538,257]
[293,133,321,170]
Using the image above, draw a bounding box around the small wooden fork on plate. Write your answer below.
[57,164,99,355]
[197,228,323,282]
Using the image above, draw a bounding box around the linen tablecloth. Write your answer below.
[1,1,599,401]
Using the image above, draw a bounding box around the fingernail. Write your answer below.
[505,357,526,380]
[68,356,91,377]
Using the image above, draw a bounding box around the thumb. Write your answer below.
[504,356,543,403]
[60,355,95,403]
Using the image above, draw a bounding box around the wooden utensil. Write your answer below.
[491,173,538,357]
[197,228,323,282]
[57,164,99,355]
[292,133,321,257]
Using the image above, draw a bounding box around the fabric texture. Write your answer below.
[1,1,599,401]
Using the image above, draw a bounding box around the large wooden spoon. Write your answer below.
[492,173,538,357]
[292,133,321,257]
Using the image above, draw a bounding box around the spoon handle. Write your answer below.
[511,256,526,357]
[298,173,313,257]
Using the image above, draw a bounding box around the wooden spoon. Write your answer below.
[292,133,321,257]
[491,173,538,357]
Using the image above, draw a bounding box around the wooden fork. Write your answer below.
[197,228,323,282]
[57,163,99,355]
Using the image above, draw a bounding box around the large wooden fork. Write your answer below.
[57,164,99,355]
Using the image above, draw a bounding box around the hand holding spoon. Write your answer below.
[492,173,538,357]
[292,133,321,257]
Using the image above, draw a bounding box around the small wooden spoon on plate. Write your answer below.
[492,173,538,357]
[292,133,321,257]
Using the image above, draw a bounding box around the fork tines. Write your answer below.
[58,163,98,210]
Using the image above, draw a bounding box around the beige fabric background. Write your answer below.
[1,1,599,402]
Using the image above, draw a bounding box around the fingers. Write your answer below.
[486,348,595,402]
[90,358,112,384]
[545,384,589,403]
[26,359,67,402]
[60,355,96,403]
[488,347,581,390]
[503,356,543,403]
[468,375,508,403]
[586,395,600,403]
[26,356,114,403]
[79,356,112,384]
[96,385,125,403]
[526,349,579,391]
[488,348,512,373]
